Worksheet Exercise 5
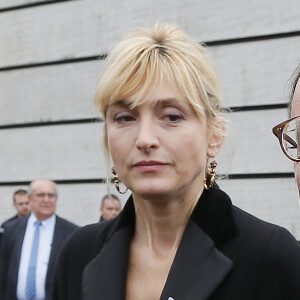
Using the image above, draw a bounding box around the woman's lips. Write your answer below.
[133,161,168,172]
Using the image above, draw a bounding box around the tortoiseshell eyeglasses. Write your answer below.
[272,116,300,162]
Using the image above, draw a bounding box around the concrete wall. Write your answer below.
[1,0,300,237]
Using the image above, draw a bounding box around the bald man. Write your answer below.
[0,179,78,300]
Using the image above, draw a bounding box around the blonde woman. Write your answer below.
[53,24,300,300]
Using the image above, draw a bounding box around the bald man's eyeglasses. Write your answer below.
[272,116,300,162]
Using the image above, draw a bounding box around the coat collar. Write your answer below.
[82,185,237,300]
[190,184,237,246]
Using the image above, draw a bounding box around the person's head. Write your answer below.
[95,23,226,199]
[288,64,300,117]
[272,63,300,194]
[100,194,121,220]
[13,189,30,217]
[289,64,300,193]
[28,179,57,221]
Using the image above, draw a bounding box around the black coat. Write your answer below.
[53,185,300,299]
[0,215,19,248]
[0,215,78,300]
[1,215,19,229]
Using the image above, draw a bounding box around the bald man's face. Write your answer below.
[291,77,300,195]
[29,180,57,221]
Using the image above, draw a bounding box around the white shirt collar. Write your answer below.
[28,213,56,227]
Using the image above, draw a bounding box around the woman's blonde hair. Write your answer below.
[94,23,226,180]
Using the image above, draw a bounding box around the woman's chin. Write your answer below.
[132,185,175,200]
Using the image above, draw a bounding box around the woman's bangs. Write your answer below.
[167,58,206,120]
[133,62,167,107]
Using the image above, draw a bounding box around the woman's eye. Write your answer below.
[114,113,135,123]
[161,107,184,123]
[164,114,184,122]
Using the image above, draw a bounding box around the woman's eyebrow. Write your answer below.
[154,98,189,110]
[108,100,133,109]
[108,98,184,110]
[154,98,181,107]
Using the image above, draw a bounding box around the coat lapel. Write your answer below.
[48,216,62,272]
[161,221,233,300]
[13,217,28,279]
[82,226,133,300]
[82,186,237,300]
[46,216,65,288]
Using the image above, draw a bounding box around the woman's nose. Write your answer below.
[135,118,159,152]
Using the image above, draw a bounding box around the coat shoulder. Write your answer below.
[67,220,113,250]
[223,205,300,296]
[230,205,300,257]
[52,220,115,299]
[56,219,116,271]
[231,205,298,245]
[1,215,18,229]
[55,215,79,231]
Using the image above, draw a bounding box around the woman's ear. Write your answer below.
[207,119,226,158]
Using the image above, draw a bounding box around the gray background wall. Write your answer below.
[1,0,300,237]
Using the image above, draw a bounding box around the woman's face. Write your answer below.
[106,79,222,200]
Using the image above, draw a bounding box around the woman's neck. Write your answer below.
[132,187,203,257]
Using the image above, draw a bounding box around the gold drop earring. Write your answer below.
[204,160,217,190]
[112,168,128,194]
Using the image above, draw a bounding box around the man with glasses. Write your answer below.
[273,64,300,194]
[0,179,78,300]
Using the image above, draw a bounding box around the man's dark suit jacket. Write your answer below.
[1,215,19,229]
[53,185,300,300]
[0,214,78,300]
[0,215,19,247]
